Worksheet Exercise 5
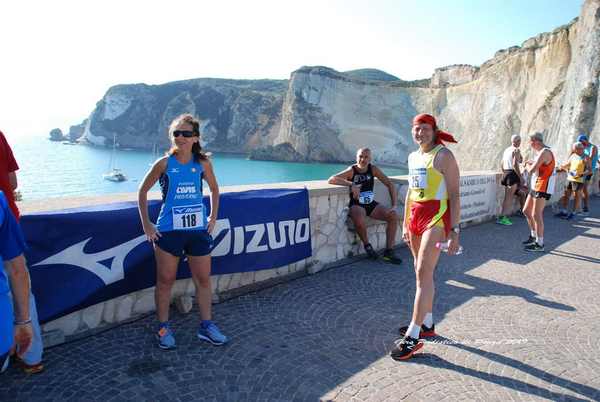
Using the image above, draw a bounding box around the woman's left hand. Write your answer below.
[207,216,216,234]
[447,232,461,255]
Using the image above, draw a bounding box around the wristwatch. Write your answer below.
[451,226,460,234]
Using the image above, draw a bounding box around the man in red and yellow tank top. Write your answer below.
[522,132,556,252]
[391,114,461,361]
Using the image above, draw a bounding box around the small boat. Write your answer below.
[62,141,77,145]
[103,134,127,182]
[103,168,127,182]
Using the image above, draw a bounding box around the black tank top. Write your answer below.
[349,164,375,204]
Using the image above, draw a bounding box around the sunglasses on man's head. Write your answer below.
[172,130,196,138]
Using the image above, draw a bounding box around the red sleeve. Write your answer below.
[0,131,18,172]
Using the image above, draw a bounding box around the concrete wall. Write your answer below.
[17,170,598,345]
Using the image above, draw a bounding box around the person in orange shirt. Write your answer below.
[522,132,556,252]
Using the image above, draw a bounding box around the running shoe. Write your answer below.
[13,356,44,374]
[364,243,378,260]
[197,322,228,346]
[554,211,568,218]
[397,323,436,339]
[0,352,9,373]
[382,249,402,265]
[496,216,513,225]
[524,242,545,252]
[390,336,423,361]
[522,235,536,245]
[581,208,590,216]
[156,325,176,350]
[563,212,575,220]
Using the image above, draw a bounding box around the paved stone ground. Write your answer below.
[2,199,600,401]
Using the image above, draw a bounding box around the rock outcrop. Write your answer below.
[80,79,287,153]
[76,0,600,169]
[49,128,66,141]
[270,0,600,168]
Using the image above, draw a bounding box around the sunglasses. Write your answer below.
[172,130,196,138]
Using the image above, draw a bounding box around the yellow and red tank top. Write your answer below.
[531,148,556,194]
[407,144,448,202]
[566,153,585,183]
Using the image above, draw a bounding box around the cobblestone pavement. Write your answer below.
[2,199,600,401]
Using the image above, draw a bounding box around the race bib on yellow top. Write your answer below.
[359,191,374,204]
[409,168,427,189]
[172,204,205,230]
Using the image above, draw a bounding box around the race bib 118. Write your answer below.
[172,204,205,230]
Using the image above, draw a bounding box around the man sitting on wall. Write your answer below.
[328,148,402,264]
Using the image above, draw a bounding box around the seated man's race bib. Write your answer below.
[358,191,374,204]
[409,168,427,189]
[172,204,205,230]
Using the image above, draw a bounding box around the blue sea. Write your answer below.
[10,136,407,201]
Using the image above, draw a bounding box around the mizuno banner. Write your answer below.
[21,188,311,323]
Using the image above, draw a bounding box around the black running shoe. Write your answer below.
[524,242,545,252]
[390,336,423,361]
[364,243,378,260]
[398,323,436,338]
[522,235,536,245]
[382,249,402,265]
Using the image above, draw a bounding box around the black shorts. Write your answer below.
[566,181,584,192]
[530,190,551,200]
[155,230,213,257]
[584,174,593,182]
[501,170,520,187]
[349,200,379,216]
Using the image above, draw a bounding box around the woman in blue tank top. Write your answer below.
[138,114,228,349]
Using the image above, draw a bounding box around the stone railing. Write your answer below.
[17,170,597,346]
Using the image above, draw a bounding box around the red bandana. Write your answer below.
[412,113,458,145]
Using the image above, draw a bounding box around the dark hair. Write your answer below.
[167,114,208,162]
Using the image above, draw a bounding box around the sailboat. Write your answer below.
[103,133,127,182]
[149,142,160,166]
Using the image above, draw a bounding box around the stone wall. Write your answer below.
[18,170,598,346]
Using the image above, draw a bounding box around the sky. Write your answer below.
[0,0,583,140]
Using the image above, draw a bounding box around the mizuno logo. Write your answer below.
[170,168,180,173]
[174,205,202,214]
[29,217,310,285]
[211,218,310,257]
[32,235,147,286]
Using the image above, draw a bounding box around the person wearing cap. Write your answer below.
[0,191,32,373]
[497,135,524,226]
[390,114,460,361]
[555,142,591,220]
[522,132,556,252]
[577,134,597,214]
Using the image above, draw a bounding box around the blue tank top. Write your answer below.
[156,155,207,232]
[584,143,598,171]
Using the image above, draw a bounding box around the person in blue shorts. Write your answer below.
[138,114,227,349]
[0,191,32,372]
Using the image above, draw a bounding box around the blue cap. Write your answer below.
[577,134,588,142]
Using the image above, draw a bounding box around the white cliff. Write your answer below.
[272,0,600,169]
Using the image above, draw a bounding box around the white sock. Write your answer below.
[406,322,421,339]
[537,236,544,246]
[530,230,536,238]
[423,313,433,328]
